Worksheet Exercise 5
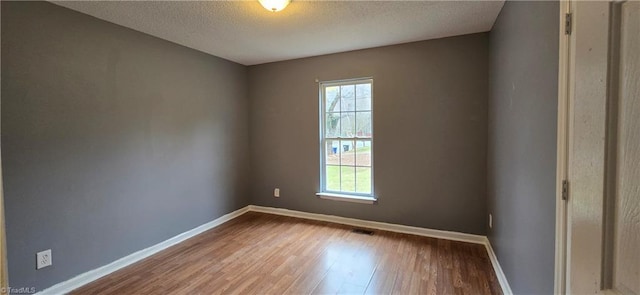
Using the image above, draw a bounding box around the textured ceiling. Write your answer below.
[52,1,505,66]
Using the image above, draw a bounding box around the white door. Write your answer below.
[566,1,639,294]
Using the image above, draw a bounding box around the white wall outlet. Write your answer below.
[489,214,493,229]
[36,249,52,269]
[274,188,280,197]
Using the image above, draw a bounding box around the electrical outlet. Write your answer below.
[274,188,280,197]
[489,214,493,229]
[36,249,52,269]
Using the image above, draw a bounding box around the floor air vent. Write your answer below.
[352,228,374,235]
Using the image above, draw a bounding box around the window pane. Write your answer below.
[341,166,356,192]
[340,112,355,137]
[340,85,355,112]
[356,167,371,194]
[325,86,340,112]
[355,140,371,167]
[326,141,340,165]
[355,84,371,111]
[326,165,340,191]
[355,112,372,138]
[321,79,373,196]
[326,113,340,137]
[339,140,355,166]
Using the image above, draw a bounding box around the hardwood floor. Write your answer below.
[72,212,502,295]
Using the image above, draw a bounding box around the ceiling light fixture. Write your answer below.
[258,0,290,12]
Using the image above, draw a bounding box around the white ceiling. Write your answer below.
[53,1,505,66]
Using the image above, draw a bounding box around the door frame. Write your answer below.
[554,0,571,293]
[556,1,635,294]
[0,1,8,291]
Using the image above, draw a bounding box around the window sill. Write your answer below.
[315,193,377,204]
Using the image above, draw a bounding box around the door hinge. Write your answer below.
[565,13,572,35]
[562,180,569,201]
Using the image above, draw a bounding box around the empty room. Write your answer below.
[1,0,639,294]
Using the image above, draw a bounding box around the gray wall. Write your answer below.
[487,1,558,294]
[1,1,249,291]
[248,34,489,235]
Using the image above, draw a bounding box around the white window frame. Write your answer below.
[317,78,376,204]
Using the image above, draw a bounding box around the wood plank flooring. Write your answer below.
[71,212,502,295]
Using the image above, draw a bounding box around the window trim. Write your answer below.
[315,192,377,204]
[318,78,375,199]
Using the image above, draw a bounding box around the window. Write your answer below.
[319,78,374,200]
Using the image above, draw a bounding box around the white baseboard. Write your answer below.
[484,239,513,295]
[247,205,486,244]
[37,206,250,295]
[37,205,512,295]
